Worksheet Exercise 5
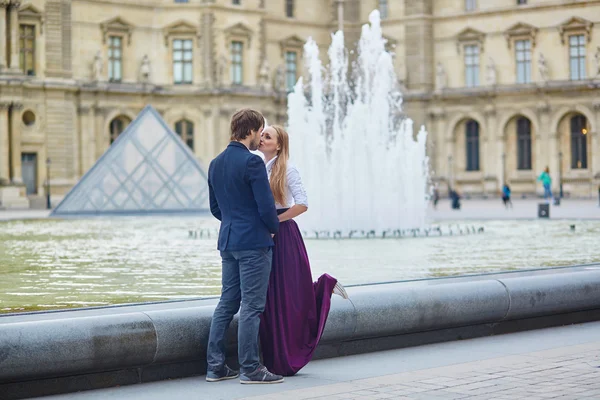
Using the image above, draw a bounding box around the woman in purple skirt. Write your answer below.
[258,125,348,377]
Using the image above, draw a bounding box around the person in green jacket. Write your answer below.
[538,166,552,202]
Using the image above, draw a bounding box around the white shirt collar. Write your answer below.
[265,155,278,172]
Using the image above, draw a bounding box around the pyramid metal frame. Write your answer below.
[51,105,209,216]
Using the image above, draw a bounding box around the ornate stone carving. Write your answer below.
[140,54,151,83]
[215,55,228,87]
[100,17,134,45]
[279,35,304,57]
[258,58,271,90]
[435,62,446,91]
[504,22,538,48]
[163,20,200,47]
[224,23,253,48]
[456,27,485,54]
[92,51,103,81]
[558,16,593,44]
[593,46,600,79]
[486,57,497,86]
[273,64,285,93]
[538,53,550,82]
[18,4,44,33]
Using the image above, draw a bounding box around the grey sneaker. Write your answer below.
[206,365,239,382]
[240,365,284,384]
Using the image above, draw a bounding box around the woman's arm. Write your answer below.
[278,204,307,222]
[279,164,308,222]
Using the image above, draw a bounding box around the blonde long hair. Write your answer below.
[269,125,290,206]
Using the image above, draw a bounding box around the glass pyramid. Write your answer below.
[51,105,209,216]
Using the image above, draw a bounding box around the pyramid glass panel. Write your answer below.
[51,105,209,215]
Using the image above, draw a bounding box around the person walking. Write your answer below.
[502,183,513,209]
[537,167,553,203]
[205,109,284,385]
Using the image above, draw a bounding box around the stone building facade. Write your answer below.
[0,0,599,208]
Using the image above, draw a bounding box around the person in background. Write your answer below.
[537,167,552,203]
[502,183,513,209]
[432,185,440,210]
[450,188,461,210]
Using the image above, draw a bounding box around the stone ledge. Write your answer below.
[1,265,600,399]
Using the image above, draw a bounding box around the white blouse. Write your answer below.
[265,156,308,209]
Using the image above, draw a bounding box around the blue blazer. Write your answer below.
[208,141,279,251]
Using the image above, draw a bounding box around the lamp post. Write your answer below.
[447,155,453,194]
[558,152,563,199]
[501,152,506,188]
[45,158,51,209]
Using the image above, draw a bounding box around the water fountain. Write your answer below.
[287,10,429,238]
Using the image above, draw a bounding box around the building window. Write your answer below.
[175,119,194,150]
[109,116,131,145]
[378,0,388,19]
[231,41,243,85]
[570,115,588,169]
[515,39,531,84]
[466,120,480,171]
[285,51,297,91]
[517,0,527,4]
[464,45,480,87]
[517,117,532,170]
[19,25,35,76]
[232,0,240,4]
[108,36,123,82]
[465,0,477,11]
[286,0,294,17]
[173,39,193,84]
[569,35,586,80]
[174,0,189,2]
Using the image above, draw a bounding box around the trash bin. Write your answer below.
[538,203,550,218]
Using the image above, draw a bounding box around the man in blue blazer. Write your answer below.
[206,109,282,384]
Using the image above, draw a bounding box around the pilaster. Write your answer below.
[0,1,7,71]
[8,0,21,72]
[10,103,23,184]
[0,102,10,184]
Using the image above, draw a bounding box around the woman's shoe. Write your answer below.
[333,282,349,299]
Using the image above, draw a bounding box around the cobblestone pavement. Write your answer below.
[242,341,600,400]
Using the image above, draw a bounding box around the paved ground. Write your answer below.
[0,198,599,222]
[36,321,600,400]
[429,198,600,221]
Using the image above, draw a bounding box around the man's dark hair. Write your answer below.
[230,109,264,141]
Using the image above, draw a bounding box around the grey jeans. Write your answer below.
[206,247,272,374]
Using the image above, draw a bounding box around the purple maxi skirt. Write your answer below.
[259,217,338,376]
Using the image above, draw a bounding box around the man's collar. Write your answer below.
[228,141,248,151]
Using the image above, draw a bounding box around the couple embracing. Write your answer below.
[206,109,348,384]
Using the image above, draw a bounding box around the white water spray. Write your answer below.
[288,10,429,237]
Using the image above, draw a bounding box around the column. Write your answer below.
[87,106,97,174]
[10,104,23,184]
[0,103,10,183]
[483,106,498,194]
[8,0,21,72]
[0,2,7,70]
[336,0,344,32]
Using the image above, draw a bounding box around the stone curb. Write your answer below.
[1,267,600,397]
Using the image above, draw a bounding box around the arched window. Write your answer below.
[175,119,194,150]
[109,115,131,145]
[570,115,588,169]
[466,120,480,171]
[516,117,532,170]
